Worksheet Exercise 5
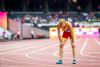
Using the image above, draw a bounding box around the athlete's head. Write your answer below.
[59,19,66,27]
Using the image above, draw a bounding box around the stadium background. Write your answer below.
[0,0,100,40]
[0,0,100,67]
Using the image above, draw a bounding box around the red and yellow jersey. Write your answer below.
[57,20,75,40]
[57,21,74,34]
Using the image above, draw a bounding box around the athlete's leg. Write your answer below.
[59,38,67,60]
[70,38,76,64]
[56,38,67,64]
[71,38,76,59]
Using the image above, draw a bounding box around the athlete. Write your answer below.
[56,19,76,64]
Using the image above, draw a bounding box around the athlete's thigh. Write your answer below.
[61,38,67,46]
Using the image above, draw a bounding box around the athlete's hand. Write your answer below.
[60,41,63,45]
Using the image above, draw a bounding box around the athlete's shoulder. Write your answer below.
[65,21,69,23]
[65,21,72,25]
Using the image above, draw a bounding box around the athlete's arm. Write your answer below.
[57,24,61,43]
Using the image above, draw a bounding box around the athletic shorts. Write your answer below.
[62,31,72,39]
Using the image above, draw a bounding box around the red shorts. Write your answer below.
[62,31,72,38]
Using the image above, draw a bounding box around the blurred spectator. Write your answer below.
[3,31,7,39]
[24,15,31,23]
[31,30,35,39]
[67,17,73,23]
[13,30,20,39]
[9,12,100,26]
[74,22,79,27]
[21,16,25,24]
[77,6,81,13]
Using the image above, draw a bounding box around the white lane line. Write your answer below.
[0,40,62,65]
[0,39,51,50]
[0,40,30,48]
[94,39,100,46]
[81,38,100,59]
[0,42,27,50]
[80,39,88,54]
[25,38,81,62]
[87,52,100,54]
[25,43,58,59]
[1,58,33,64]
[0,41,58,54]
[1,38,98,66]
[53,38,99,61]
[0,40,59,65]
[1,56,72,67]
[0,39,51,48]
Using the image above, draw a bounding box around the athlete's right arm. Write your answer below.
[57,24,61,42]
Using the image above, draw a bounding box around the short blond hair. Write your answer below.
[58,19,66,24]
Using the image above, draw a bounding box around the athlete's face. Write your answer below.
[61,23,66,27]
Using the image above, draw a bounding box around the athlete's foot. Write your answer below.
[72,59,76,64]
[56,60,62,64]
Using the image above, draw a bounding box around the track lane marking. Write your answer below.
[25,38,81,62]
[80,38,100,60]
[0,39,51,50]
[53,38,100,61]
[0,40,58,54]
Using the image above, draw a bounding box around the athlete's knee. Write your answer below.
[59,44,64,48]
[71,38,74,43]
[72,45,75,48]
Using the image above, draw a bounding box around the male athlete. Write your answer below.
[56,19,76,64]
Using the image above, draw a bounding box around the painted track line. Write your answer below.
[25,38,81,62]
[0,39,51,50]
[94,39,100,46]
[53,38,99,61]
[80,38,100,59]
[80,39,88,54]
[0,40,58,54]
[0,40,59,64]
[1,38,100,67]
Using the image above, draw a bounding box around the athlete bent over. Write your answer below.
[56,19,76,64]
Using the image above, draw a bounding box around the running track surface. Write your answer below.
[0,37,100,67]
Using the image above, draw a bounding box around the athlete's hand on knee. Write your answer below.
[60,42,63,45]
